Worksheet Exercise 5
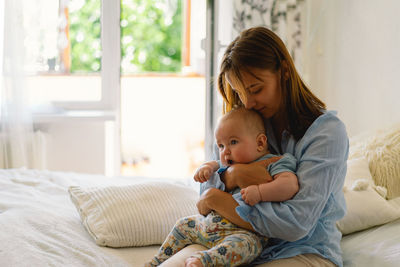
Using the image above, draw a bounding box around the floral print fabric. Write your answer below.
[146,211,266,266]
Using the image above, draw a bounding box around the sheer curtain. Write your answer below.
[232,0,305,72]
[0,0,45,169]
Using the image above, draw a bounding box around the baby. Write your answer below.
[146,107,299,267]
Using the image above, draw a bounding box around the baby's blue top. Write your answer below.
[200,111,349,267]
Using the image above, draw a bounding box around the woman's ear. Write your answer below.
[256,134,267,152]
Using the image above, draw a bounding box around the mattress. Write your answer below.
[1,168,399,266]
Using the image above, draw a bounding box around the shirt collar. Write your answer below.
[265,119,292,154]
[265,119,280,154]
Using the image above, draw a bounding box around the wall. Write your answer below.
[304,0,400,137]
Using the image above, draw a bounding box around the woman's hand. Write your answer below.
[258,155,282,168]
[196,188,215,215]
[221,156,282,191]
[197,188,254,231]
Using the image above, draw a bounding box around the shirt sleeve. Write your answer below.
[267,153,297,177]
[234,113,349,241]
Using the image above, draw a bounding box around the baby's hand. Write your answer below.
[194,164,214,183]
[241,185,262,206]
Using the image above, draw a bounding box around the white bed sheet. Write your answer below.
[0,168,166,266]
[1,168,400,267]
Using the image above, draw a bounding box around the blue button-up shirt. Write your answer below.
[201,110,349,267]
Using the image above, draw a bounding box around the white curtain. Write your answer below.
[232,0,304,72]
[0,0,46,169]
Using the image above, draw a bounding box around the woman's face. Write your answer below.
[225,68,282,119]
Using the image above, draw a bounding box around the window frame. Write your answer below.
[45,0,120,112]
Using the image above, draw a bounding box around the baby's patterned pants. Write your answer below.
[146,211,266,267]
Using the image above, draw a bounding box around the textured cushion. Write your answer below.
[349,123,400,199]
[68,182,199,247]
[337,157,400,235]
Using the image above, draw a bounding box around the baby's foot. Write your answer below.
[184,257,203,267]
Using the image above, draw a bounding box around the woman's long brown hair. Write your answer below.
[218,26,326,140]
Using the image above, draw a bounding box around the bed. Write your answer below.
[1,124,400,266]
[0,168,163,266]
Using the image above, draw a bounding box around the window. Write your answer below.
[24,0,106,108]
[120,0,207,180]
[23,0,122,113]
[23,0,206,179]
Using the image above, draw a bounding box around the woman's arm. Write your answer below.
[197,188,254,231]
[221,157,281,191]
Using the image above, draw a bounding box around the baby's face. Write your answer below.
[215,118,262,166]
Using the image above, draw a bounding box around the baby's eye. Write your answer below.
[230,140,238,145]
[218,144,224,149]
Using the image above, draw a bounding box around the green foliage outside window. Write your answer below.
[68,0,182,73]
[69,0,102,73]
[120,0,182,73]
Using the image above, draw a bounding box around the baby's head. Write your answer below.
[215,107,269,166]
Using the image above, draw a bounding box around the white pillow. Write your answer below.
[68,182,199,247]
[337,157,400,235]
[349,123,400,199]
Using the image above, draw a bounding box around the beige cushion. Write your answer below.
[337,157,400,235]
[69,182,199,247]
[349,123,400,199]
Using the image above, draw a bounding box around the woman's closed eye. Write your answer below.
[249,87,262,94]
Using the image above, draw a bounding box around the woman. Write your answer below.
[165,26,348,267]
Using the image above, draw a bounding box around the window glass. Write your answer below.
[25,0,102,105]
[120,0,182,73]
